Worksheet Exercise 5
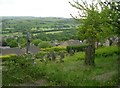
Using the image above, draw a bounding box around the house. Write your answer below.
[58,39,83,47]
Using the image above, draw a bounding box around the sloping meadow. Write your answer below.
[1,46,118,86]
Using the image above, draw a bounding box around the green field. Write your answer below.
[45,31,63,34]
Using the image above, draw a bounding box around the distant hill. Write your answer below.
[2,16,79,33]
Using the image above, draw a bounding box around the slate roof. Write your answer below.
[58,39,82,47]
[1,48,25,55]
[1,45,40,55]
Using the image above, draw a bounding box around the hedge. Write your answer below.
[35,51,47,59]
[95,46,118,57]
[42,46,66,52]
[66,44,88,53]
[0,54,17,61]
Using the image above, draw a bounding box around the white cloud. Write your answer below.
[0,0,78,18]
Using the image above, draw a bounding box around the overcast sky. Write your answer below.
[0,0,80,18]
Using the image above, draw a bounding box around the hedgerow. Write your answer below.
[43,46,66,52]
[95,46,118,57]
[66,44,88,53]
[0,54,17,61]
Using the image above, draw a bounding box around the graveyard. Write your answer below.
[1,0,120,87]
[0,16,119,86]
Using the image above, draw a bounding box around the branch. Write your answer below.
[69,1,87,11]
[78,11,86,17]
[70,14,79,21]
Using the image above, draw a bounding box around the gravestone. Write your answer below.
[59,52,64,62]
[26,32,31,54]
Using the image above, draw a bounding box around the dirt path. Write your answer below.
[20,79,49,86]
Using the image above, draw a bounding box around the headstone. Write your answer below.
[103,39,110,46]
[26,32,31,54]
[59,52,64,62]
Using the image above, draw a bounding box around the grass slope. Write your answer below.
[2,46,118,86]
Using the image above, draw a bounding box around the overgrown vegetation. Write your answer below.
[1,0,119,86]
[2,46,118,86]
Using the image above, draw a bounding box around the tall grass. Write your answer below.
[2,46,118,86]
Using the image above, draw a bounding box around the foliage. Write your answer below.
[33,29,77,41]
[43,46,66,52]
[2,16,78,42]
[95,46,118,57]
[2,17,77,33]
[0,54,17,61]
[65,46,118,62]
[8,40,18,48]
[38,41,52,48]
[35,51,47,60]
[2,55,34,85]
[69,0,114,65]
[5,37,26,48]
[2,46,118,86]
[106,1,120,35]
[66,44,88,53]
[37,55,118,86]
[17,37,27,48]
[5,38,18,48]
[70,0,112,43]
[64,52,85,62]
[32,39,42,46]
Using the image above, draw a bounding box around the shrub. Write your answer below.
[2,55,34,85]
[35,51,47,60]
[95,46,118,57]
[66,44,88,53]
[43,46,66,52]
[8,40,18,48]
[0,54,17,61]
[32,39,42,46]
[3,55,33,69]
[64,52,85,62]
[38,41,52,48]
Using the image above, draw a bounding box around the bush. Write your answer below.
[66,44,88,53]
[32,39,42,46]
[64,46,118,62]
[95,46,118,57]
[35,51,47,60]
[8,40,18,48]
[3,55,33,69]
[64,52,85,62]
[38,41,52,48]
[0,54,17,61]
[43,46,66,52]
[2,55,34,85]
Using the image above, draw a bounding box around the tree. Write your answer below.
[38,41,51,48]
[18,37,27,48]
[8,40,18,48]
[69,0,112,66]
[105,0,120,84]
[32,39,42,46]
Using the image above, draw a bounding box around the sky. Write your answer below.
[0,0,79,18]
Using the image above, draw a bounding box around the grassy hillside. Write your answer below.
[2,46,118,86]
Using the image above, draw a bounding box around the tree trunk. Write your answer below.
[118,36,120,85]
[85,42,95,66]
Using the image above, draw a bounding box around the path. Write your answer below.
[19,79,49,86]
